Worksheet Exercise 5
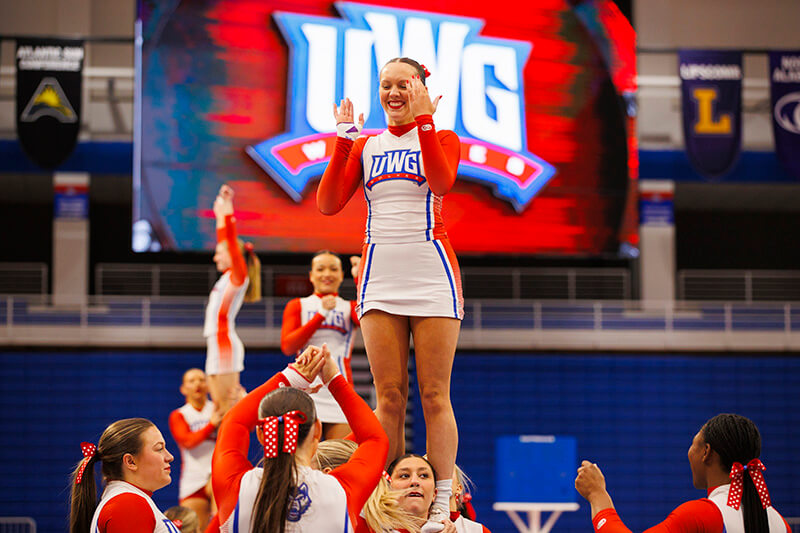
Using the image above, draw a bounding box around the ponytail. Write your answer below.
[68,418,154,533]
[239,240,261,303]
[250,389,316,533]
[702,414,769,533]
[69,453,101,533]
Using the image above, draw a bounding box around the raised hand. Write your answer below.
[213,184,234,218]
[321,295,337,311]
[333,98,365,140]
[290,345,327,383]
[320,344,340,384]
[407,75,442,118]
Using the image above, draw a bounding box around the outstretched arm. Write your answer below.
[168,410,217,450]
[214,185,247,285]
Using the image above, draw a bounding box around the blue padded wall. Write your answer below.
[413,352,800,533]
[1,349,799,532]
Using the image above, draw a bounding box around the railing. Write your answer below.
[0,263,47,295]
[2,295,798,351]
[0,517,36,533]
[94,263,631,301]
[678,270,800,302]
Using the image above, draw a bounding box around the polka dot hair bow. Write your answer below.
[75,442,97,485]
[420,64,431,78]
[171,520,183,530]
[727,458,771,510]
[381,470,392,483]
[259,410,307,459]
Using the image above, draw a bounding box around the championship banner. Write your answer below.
[679,50,742,178]
[15,38,84,169]
[768,51,800,181]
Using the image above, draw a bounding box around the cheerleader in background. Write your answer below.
[168,368,225,528]
[281,250,360,439]
[204,184,261,413]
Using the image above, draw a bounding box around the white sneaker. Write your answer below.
[421,505,448,533]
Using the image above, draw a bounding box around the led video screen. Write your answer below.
[134,0,637,255]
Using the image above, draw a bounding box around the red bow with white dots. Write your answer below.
[381,470,392,483]
[75,442,97,484]
[727,458,771,510]
[259,411,307,459]
[171,520,183,530]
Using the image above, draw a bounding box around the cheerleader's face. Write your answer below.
[309,253,344,295]
[379,62,417,126]
[391,457,437,518]
[687,430,709,489]
[127,425,174,492]
[180,368,208,403]
[213,242,232,272]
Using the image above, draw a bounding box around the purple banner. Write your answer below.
[679,50,742,178]
[769,51,800,181]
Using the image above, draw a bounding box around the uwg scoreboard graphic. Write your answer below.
[247,4,555,213]
[135,0,636,255]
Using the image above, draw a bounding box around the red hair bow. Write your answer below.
[381,470,392,483]
[75,442,97,484]
[259,410,307,458]
[171,520,183,530]
[244,242,254,253]
[421,64,431,78]
[727,458,771,510]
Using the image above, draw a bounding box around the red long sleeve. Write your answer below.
[414,114,459,196]
[327,375,389,523]
[280,298,325,355]
[168,409,215,450]
[221,215,247,286]
[350,300,360,326]
[212,371,290,523]
[593,500,724,533]
[317,136,368,215]
[95,492,156,533]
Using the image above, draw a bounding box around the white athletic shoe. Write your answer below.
[421,505,448,533]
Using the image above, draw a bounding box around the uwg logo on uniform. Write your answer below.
[367,149,424,189]
[247,3,556,212]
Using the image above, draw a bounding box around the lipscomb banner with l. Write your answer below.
[769,51,800,181]
[679,49,743,179]
[134,0,636,255]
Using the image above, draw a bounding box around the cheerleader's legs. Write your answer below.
[207,372,240,412]
[360,309,411,463]
[411,315,460,486]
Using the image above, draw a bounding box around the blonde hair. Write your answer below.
[313,439,420,532]
[164,506,199,533]
[237,239,262,303]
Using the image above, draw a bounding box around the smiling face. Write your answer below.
[127,425,174,492]
[213,241,232,272]
[379,61,419,126]
[390,456,437,518]
[309,253,344,295]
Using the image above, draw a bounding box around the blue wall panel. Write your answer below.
[1,349,799,533]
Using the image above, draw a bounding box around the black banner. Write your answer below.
[16,38,84,169]
[769,51,800,181]
[679,50,742,178]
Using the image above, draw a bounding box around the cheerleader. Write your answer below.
[212,344,388,532]
[69,418,174,533]
[281,250,360,439]
[204,184,261,412]
[575,414,792,533]
[317,57,462,531]
[168,368,224,528]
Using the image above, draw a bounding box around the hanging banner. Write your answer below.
[679,50,742,178]
[769,51,800,181]
[15,38,84,169]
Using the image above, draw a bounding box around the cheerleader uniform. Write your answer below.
[281,293,360,423]
[168,401,216,502]
[204,214,248,375]
[212,369,388,533]
[90,480,174,533]
[590,484,791,533]
[318,114,464,320]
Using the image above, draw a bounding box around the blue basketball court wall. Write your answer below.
[1,349,799,533]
